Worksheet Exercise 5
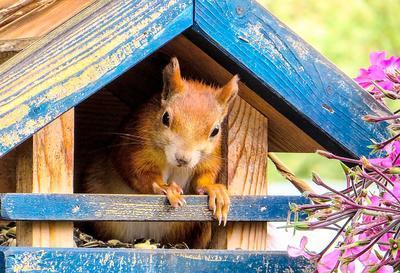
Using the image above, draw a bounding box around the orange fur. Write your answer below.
[83,58,238,248]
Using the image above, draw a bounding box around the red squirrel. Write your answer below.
[83,57,238,248]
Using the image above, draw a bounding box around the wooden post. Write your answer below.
[226,97,268,250]
[16,109,74,247]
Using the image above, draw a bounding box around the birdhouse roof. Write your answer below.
[0,0,389,158]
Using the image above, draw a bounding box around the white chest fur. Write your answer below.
[162,165,194,193]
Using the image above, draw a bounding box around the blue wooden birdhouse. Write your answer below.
[0,0,390,272]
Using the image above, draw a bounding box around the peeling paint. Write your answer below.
[0,105,29,128]
[286,36,309,61]
[0,0,192,156]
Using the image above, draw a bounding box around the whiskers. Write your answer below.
[85,132,155,154]
[103,132,152,143]
[202,152,224,161]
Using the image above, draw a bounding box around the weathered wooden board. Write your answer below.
[0,0,95,40]
[16,109,74,247]
[0,194,308,222]
[191,0,390,157]
[0,247,314,273]
[0,0,192,157]
[227,98,268,250]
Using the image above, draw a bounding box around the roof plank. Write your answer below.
[0,0,192,157]
[0,194,308,222]
[192,0,390,157]
[0,247,314,273]
[0,0,96,40]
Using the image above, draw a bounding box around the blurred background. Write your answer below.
[256,0,400,251]
[256,0,400,190]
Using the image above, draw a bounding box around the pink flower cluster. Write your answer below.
[355,51,400,101]
[287,51,400,273]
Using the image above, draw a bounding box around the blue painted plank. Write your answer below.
[0,247,314,273]
[192,0,390,157]
[0,194,308,222]
[0,0,192,157]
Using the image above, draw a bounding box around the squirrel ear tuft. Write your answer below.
[162,57,184,101]
[217,75,239,106]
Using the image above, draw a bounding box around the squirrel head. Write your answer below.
[158,57,238,168]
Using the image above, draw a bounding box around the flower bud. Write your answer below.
[362,115,380,122]
[388,167,400,174]
[361,156,373,169]
[316,150,334,159]
[293,222,311,231]
[311,172,323,185]
[340,162,351,175]
[289,203,299,212]
[386,70,400,83]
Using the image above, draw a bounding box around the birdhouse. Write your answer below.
[0,0,389,272]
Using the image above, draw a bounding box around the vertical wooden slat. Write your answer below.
[226,97,268,250]
[16,109,74,247]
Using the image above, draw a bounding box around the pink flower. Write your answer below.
[360,251,382,273]
[317,249,340,273]
[340,261,355,273]
[354,51,400,94]
[287,236,315,259]
[359,250,394,273]
[377,265,394,273]
[359,250,379,266]
[362,196,381,223]
[340,248,357,273]
[370,141,400,168]
[378,232,392,251]
[383,183,400,203]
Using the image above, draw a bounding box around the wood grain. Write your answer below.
[16,109,74,247]
[0,150,16,193]
[227,98,268,250]
[0,0,192,157]
[0,247,314,273]
[0,38,36,52]
[0,0,95,40]
[161,35,322,152]
[192,0,391,157]
[0,194,309,222]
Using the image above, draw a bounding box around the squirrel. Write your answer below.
[83,57,239,248]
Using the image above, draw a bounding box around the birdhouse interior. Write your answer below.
[0,34,322,250]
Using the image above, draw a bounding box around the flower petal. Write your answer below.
[317,249,340,273]
[287,245,303,257]
[370,51,386,66]
[377,265,394,273]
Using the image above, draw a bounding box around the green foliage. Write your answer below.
[259,0,400,77]
[258,0,400,183]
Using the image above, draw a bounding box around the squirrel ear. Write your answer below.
[162,57,184,101]
[217,75,239,106]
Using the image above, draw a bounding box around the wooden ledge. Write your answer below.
[0,194,308,222]
[0,247,314,273]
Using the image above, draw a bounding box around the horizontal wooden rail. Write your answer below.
[0,194,308,222]
[0,247,314,273]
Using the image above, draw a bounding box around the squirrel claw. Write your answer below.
[198,184,230,225]
[153,182,185,208]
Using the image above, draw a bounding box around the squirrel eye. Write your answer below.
[210,125,220,138]
[162,111,170,127]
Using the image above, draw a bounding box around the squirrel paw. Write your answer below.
[197,184,230,226]
[152,182,186,208]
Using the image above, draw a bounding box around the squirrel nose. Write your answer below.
[175,154,190,166]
